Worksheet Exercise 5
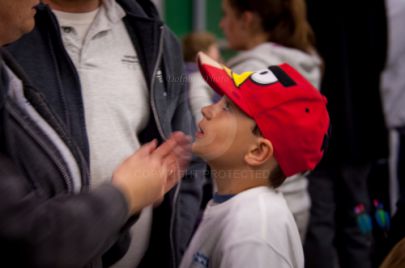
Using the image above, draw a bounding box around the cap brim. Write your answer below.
[197,52,252,116]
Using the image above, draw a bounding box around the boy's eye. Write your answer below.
[223,101,231,111]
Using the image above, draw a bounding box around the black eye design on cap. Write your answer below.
[268,66,296,87]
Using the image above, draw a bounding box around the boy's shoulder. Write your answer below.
[237,186,292,214]
[219,186,296,234]
[206,186,301,258]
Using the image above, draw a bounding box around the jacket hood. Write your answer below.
[227,42,322,89]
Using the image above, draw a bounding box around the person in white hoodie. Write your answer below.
[219,0,322,241]
[182,32,221,126]
[381,0,405,208]
[379,0,405,264]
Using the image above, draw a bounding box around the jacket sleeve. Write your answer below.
[0,153,129,268]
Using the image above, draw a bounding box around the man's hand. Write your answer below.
[163,131,192,193]
[112,132,192,214]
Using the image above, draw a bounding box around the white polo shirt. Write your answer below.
[54,0,152,266]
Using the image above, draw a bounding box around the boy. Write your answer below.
[180,52,330,268]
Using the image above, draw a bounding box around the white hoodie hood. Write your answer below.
[227,42,322,89]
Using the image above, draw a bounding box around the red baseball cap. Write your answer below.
[197,52,330,177]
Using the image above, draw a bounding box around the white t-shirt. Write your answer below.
[52,8,98,45]
[227,42,321,241]
[180,186,304,268]
[54,0,152,266]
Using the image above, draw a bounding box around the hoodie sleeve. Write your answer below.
[229,52,283,74]
[0,153,130,268]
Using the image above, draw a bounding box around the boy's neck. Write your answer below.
[211,166,269,195]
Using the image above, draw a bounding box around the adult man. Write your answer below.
[3,0,205,267]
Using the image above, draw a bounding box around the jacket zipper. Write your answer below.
[170,177,182,268]
[150,25,167,140]
[149,25,182,268]
[7,102,74,193]
[46,9,91,188]
[33,90,91,190]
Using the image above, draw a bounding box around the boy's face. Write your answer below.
[193,97,257,167]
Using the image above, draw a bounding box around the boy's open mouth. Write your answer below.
[196,124,205,138]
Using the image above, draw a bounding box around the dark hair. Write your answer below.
[252,125,286,188]
[228,0,315,53]
[182,32,217,62]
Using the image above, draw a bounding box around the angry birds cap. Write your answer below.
[197,52,330,176]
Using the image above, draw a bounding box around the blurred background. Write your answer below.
[151,0,235,59]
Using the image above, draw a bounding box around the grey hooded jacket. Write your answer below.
[4,0,206,267]
[1,48,131,268]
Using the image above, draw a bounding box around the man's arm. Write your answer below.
[0,132,191,268]
[0,153,128,268]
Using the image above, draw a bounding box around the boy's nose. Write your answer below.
[201,104,214,120]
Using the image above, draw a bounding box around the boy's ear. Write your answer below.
[244,138,274,166]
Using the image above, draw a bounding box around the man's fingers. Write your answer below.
[165,174,179,193]
[172,149,191,170]
[170,131,192,146]
[152,132,191,171]
[138,139,157,155]
[164,157,181,192]
[153,138,177,159]
[170,132,192,157]
[173,138,192,162]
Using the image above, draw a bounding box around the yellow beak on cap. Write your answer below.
[223,66,253,87]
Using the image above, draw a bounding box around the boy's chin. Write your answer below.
[191,143,202,156]
[192,143,211,162]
